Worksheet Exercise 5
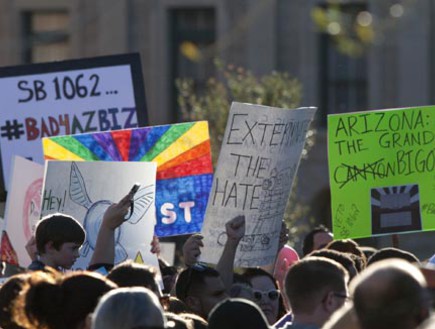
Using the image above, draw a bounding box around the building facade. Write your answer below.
[1,0,434,255]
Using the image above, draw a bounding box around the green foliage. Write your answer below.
[176,59,314,247]
[177,59,303,163]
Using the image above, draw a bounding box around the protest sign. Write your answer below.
[41,160,158,270]
[159,242,176,266]
[201,102,317,267]
[328,106,435,239]
[42,121,213,237]
[0,156,43,267]
[0,53,147,189]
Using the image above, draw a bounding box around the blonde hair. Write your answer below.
[91,287,166,329]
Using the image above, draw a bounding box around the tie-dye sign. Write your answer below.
[42,121,213,236]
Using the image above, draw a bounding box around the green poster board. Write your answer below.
[328,106,435,239]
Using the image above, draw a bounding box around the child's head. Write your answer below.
[35,213,86,269]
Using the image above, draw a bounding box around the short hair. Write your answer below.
[175,264,220,302]
[91,287,166,329]
[302,225,331,256]
[309,249,357,280]
[208,298,269,329]
[14,270,116,329]
[107,260,159,295]
[326,239,367,270]
[351,259,430,329]
[284,257,348,314]
[367,247,420,266]
[35,213,85,253]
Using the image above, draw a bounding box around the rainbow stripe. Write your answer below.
[42,121,213,236]
[43,121,213,178]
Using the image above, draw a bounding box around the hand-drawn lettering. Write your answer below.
[334,110,424,138]
[41,189,66,212]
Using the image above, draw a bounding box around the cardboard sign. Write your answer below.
[42,121,213,237]
[41,160,158,270]
[0,156,44,267]
[0,53,147,188]
[201,102,316,267]
[328,106,435,239]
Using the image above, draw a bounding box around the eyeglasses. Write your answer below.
[252,289,280,301]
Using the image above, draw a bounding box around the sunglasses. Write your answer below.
[252,289,280,301]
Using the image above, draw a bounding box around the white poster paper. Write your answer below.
[201,102,317,267]
[1,156,44,267]
[41,160,158,271]
[0,54,147,188]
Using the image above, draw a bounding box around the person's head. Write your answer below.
[367,247,420,267]
[35,213,85,269]
[351,259,430,329]
[302,226,333,257]
[242,268,286,325]
[208,298,270,329]
[0,273,31,329]
[284,256,349,327]
[310,249,358,281]
[107,260,160,296]
[91,287,166,329]
[14,270,116,329]
[230,273,254,300]
[326,239,367,271]
[175,263,227,319]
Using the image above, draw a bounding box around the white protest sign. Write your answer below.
[41,160,158,270]
[1,156,43,267]
[0,53,147,189]
[201,102,317,267]
[159,242,176,266]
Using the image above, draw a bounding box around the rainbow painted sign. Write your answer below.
[42,121,213,236]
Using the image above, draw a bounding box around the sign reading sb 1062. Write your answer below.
[0,53,148,189]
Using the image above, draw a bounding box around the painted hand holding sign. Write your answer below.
[42,121,213,237]
[41,160,158,270]
[200,102,316,267]
[328,106,435,239]
[0,53,147,189]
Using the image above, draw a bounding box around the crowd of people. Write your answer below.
[1,188,435,329]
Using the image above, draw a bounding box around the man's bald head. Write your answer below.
[351,259,430,329]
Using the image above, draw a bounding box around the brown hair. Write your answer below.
[14,270,116,329]
[35,213,85,253]
[285,256,348,314]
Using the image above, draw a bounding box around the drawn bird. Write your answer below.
[69,162,154,263]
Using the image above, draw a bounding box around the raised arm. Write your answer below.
[88,192,132,269]
[182,234,204,266]
[216,215,246,291]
